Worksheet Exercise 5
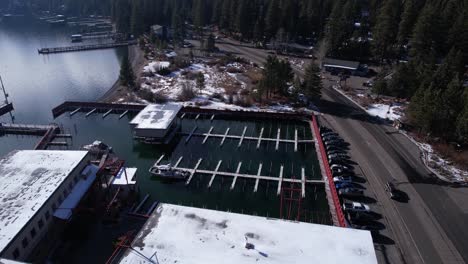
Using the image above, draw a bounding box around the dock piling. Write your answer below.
[277,165,284,195]
[119,110,129,119]
[275,129,281,151]
[253,163,263,192]
[185,158,203,185]
[208,160,223,188]
[85,108,96,117]
[202,127,213,144]
[103,109,113,118]
[69,108,81,116]
[238,126,247,147]
[230,162,243,190]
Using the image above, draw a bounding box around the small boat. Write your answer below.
[82,140,113,155]
[149,164,190,180]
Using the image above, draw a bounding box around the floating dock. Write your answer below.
[0,103,14,117]
[38,41,137,54]
[154,155,324,196]
[52,101,146,118]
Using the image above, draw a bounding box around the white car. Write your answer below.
[343,202,370,213]
[333,176,353,183]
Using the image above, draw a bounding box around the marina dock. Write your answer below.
[52,101,146,118]
[153,155,324,196]
[38,41,137,54]
[0,103,13,117]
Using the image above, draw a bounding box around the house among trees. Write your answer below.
[150,25,171,40]
[322,58,368,76]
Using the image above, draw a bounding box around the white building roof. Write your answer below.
[0,150,88,253]
[54,165,99,221]
[119,204,377,264]
[130,103,182,130]
[111,167,137,185]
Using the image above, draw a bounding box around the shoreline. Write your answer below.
[98,44,146,103]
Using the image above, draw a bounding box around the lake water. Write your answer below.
[0,16,124,124]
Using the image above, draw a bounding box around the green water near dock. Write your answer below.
[52,112,330,224]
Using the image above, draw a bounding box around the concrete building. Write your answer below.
[118,204,378,264]
[0,150,94,262]
[129,103,182,144]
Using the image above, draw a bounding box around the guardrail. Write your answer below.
[311,115,347,227]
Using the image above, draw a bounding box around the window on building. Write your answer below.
[30,228,36,238]
[69,182,73,191]
[45,211,50,220]
[21,237,28,248]
[52,202,57,211]
[13,248,19,259]
[74,176,79,184]
[38,219,44,229]
[58,195,63,204]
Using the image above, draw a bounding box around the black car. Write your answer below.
[385,181,409,202]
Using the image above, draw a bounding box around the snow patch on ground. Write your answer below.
[410,140,468,183]
[143,61,170,73]
[366,103,402,121]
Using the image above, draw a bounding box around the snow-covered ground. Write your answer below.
[140,62,246,101]
[366,103,402,121]
[119,203,377,264]
[406,138,468,183]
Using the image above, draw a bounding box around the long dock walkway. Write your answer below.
[0,103,13,117]
[153,155,324,196]
[38,41,137,54]
[0,123,54,135]
[52,101,146,118]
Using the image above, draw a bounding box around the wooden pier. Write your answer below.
[0,123,72,150]
[52,101,146,118]
[38,41,137,54]
[154,155,324,196]
[181,127,314,151]
[0,103,14,117]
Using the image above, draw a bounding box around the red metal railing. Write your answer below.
[311,115,346,227]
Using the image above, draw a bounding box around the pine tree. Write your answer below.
[396,0,419,47]
[130,0,145,36]
[302,62,323,100]
[372,0,401,62]
[196,72,205,93]
[409,5,441,63]
[119,54,135,88]
[265,0,280,39]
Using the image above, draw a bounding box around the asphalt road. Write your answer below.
[209,38,468,264]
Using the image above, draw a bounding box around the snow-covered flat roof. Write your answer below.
[111,167,137,185]
[0,150,88,253]
[119,204,377,264]
[54,165,99,221]
[130,103,182,130]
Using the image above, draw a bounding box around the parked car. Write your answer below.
[328,153,349,160]
[323,135,342,142]
[343,202,370,213]
[333,176,354,183]
[330,164,350,171]
[321,132,338,137]
[326,145,346,151]
[327,149,347,155]
[320,126,332,132]
[339,188,364,197]
[324,140,346,147]
[335,182,354,189]
[329,157,350,166]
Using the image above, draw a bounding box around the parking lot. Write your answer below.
[317,123,408,263]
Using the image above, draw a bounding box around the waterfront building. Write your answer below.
[0,150,94,261]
